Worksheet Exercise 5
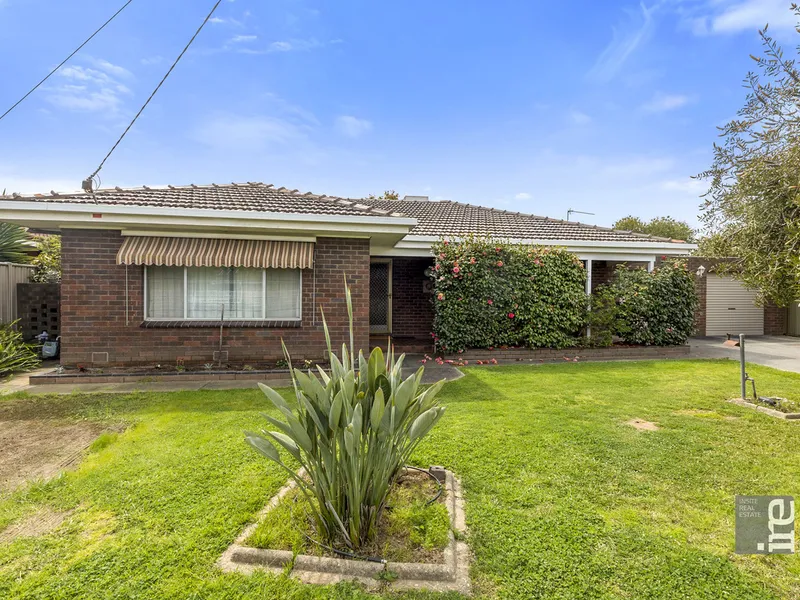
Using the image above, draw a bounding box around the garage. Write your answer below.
[706,275,764,336]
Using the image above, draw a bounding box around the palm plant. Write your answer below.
[245,279,446,550]
[0,223,32,264]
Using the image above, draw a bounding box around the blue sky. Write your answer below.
[0,0,797,229]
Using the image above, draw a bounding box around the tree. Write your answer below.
[0,223,32,264]
[612,215,695,242]
[367,190,399,200]
[31,235,61,283]
[697,5,800,306]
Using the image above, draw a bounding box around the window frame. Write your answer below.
[143,265,303,322]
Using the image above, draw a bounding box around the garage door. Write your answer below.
[706,275,764,336]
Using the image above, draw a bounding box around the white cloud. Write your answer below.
[335,115,373,138]
[515,192,532,200]
[569,110,592,125]
[44,62,132,116]
[684,0,798,36]
[641,92,690,112]
[140,56,163,66]
[660,178,707,196]
[191,114,311,150]
[269,41,294,52]
[230,34,257,43]
[589,2,656,82]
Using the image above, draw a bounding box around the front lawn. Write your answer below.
[1,359,798,599]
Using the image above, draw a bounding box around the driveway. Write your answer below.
[691,336,800,373]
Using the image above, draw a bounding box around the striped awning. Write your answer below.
[116,237,314,269]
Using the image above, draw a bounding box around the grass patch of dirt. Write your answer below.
[0,508,72,543]
[246,469,451,563]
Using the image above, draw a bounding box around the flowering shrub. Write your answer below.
[592,260,697,346]
[430,238,587,353]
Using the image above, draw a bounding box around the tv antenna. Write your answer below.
[567,209,595,221]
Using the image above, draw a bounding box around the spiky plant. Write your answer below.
[0,223,32,264]
[0,321,40,377]
[245,279,446,550]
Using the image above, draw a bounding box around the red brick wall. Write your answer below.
[60,230,370,366]
[391,258,434,338]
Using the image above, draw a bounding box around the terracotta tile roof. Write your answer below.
[2,182,404,218]
[360,198,683,243]
[3,183,685,244]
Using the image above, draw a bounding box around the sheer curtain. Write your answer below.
[187,267,229,319]
[266,269,301,319]
[148,266,300,320]
[232,268,264,318]
[146,266,184,319]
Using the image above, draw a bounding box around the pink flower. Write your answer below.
[443,240,450,245]
[497,261,504,267]
[508,313,515,319]
[453,266,460,274]
[490,358,498,365]
[495,247,501,252]
[439,253,446,259]
[437,293,445,301]
[470,257,476,264]
[487,299,493,305]
[435,264,441,271]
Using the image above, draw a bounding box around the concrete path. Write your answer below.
[0,364,464,396]
[690,336,800,374]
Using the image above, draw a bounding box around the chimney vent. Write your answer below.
[402,195,429,202]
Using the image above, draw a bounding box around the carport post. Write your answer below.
[585,259,593,337]
[739,334,746,400]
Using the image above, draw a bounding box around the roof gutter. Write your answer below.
[0,201,418,239]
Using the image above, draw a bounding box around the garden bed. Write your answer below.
[728,397,800,420]
[444,343,690,364]
[218,467,470,594]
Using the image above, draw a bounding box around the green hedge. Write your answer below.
[430,239,588,353]
[591,260,697,346]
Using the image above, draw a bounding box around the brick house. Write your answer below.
[0,183,696,366]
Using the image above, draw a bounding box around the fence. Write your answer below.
[0,262,35,324]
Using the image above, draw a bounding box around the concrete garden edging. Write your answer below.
[728,398,800,420]
[29,369,293,386]
[217,468,471,594]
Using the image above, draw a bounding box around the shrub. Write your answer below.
[430,238,588,353]
[594,260,697,346]
[31,235,61,283]
[0,321,40,377]
[245,280,446,550]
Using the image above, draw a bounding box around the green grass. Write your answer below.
[246,472,450,562]
[0,359,799,599]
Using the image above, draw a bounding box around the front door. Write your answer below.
[370,260,392,334]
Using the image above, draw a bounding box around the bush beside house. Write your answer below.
[430,239,698,353]
[591,261,697,346]
[430,238,587,353]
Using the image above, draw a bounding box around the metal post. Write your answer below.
[585,259,593,337]
[739,333,746,400]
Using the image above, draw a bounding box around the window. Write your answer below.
[145,266,301,321]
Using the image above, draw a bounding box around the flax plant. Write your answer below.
[245,279,446,550]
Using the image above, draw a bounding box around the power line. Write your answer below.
[84,0,223,191]
[0,0,134,124]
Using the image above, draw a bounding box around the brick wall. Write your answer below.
[391,258,434,339]
[60,230,370,366]
[16,283,60,341]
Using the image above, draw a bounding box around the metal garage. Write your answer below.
[706,275,764,336]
